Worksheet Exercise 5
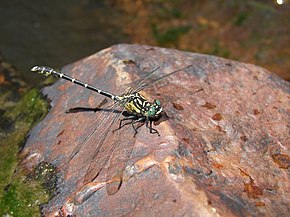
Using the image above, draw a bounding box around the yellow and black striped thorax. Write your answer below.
[118,93,162,118]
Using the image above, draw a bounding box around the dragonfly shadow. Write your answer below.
[65,106,141,122]
[154,111,169,125]
[65,106,122,115]
[65,98,122,114]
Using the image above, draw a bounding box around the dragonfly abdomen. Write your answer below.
[31,66,117,101]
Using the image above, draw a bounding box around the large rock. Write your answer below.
[23,44,289,217]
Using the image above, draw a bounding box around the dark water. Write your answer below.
[0,0,129,84]
[1,0,289,83]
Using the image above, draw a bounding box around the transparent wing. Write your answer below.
[63,99,124,177]
[127,64,193,94]
[127,66,160,94]
[83,104,127,183]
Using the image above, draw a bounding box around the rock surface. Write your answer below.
[23,44,289,217]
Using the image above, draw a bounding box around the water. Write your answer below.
[0,0,130,84]
[1,0,289,83]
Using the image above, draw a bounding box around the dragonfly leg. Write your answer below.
[113,115,137,133]
[146,119,160,136]
[114,116,159,137]
[131,117,146,137]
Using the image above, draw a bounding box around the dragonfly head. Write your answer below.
[147,99,162,118]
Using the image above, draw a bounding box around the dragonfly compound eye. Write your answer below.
[154,99,161,106]
[148,107,156,117]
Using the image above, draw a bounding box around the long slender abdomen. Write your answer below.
[31,66,116,100]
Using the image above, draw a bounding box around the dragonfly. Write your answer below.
[31,63,193,197]
[31,64,192,136]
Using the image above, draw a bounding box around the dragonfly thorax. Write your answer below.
[119,93,162,118]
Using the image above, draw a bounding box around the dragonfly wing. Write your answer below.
[80,101,125,183]
[131,64,193,94]
[105,132,135,195]
[64,101,123,183]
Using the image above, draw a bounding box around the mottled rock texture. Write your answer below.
[23,44,289,217]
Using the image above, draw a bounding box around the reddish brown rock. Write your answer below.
[23,44,289,217]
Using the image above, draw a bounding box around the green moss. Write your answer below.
[206,41,231,58]
[152,24,191,46]
[5,88,48,124]
[0,176,49,217]
[0,88,49,217]
[234,12,249,26]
